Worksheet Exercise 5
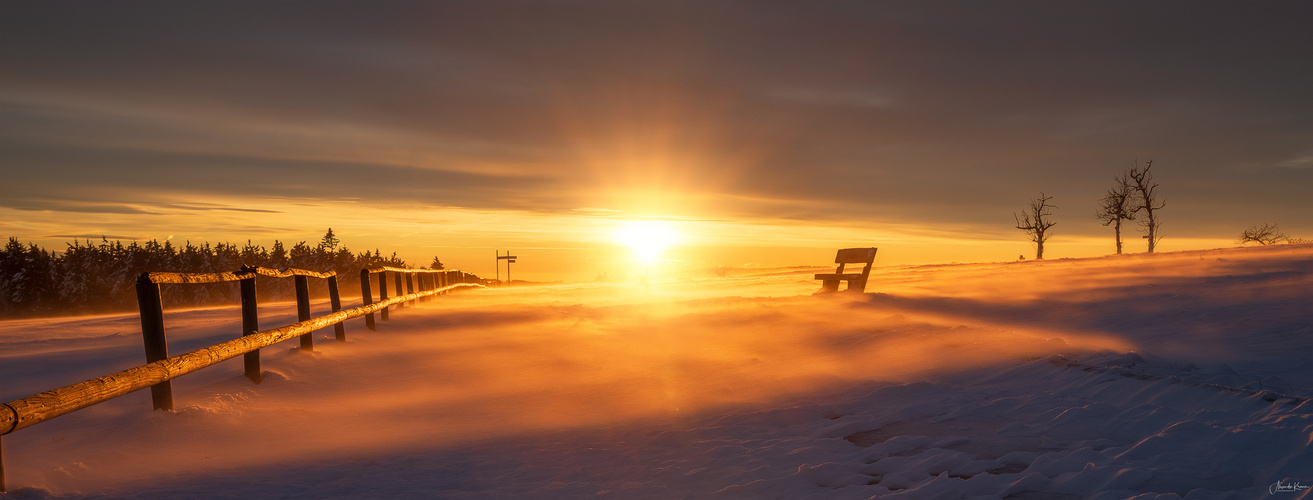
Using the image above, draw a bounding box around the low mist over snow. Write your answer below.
[1,245,1311,498]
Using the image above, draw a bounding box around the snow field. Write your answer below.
[0,244,1309,498]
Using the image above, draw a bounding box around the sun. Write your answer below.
[615,220,681,263]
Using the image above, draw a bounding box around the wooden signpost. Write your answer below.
[496,250,517,285]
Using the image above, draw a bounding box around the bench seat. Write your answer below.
[813,273,866,282]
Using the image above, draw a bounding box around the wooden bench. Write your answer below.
[814,247,877,293]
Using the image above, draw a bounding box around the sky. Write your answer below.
[1,1,1310,282]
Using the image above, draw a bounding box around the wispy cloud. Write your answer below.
[48,234,143,241]
[1,199,155,215]
[766,87,894,110]
[160,203,283,214]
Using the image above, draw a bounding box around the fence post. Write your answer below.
[135,275,174,411]
[394,272,405,309]
[378,272,390,321]
[405,274,414,303]
[360,269,375,331]
[328,275,345,341]
[294,275,313,351]
[240,276,261,384]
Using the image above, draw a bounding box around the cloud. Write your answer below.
[1,199,156,215]
[572,207,623,215]
[1271,154,1313,171]
[766,88,894,110]
[160,204,283,214]
[0,0,1309,243]
[47,234,143,241]
[1,138,564,212]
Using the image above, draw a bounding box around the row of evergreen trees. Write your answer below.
[0,229,440,318]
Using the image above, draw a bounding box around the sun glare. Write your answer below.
[615,220,681,263]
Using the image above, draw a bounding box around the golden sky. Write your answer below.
[1,1,1309,281]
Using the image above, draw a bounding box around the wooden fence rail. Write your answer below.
[360,267,474,330]
[137,266,345,409]
[0,266,482,491]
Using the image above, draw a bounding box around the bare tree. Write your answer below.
[1015,193,1057,260]
[1096,171,1137,254]
[1127,160,1165,252]
[1238,223,1290,246]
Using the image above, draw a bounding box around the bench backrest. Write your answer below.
[834,247,877,264]
[834,247,875,276]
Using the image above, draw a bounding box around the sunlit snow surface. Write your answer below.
[2,245,1311,499]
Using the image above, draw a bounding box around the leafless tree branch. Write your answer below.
[1127,159,1164,252]
[1096,171,1137,254]
[1015,193,1057,259]
[1238,223,1290,246]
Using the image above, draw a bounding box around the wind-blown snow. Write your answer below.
[1,245,1310,499]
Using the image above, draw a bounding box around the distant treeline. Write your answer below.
[0,229,433,318]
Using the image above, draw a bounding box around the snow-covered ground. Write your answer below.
[1,244,1310,499]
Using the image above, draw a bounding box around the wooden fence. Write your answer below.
[0,266,482,491]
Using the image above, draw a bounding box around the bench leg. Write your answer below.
[845,279,868,293]
[817,279,840,294]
